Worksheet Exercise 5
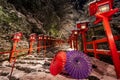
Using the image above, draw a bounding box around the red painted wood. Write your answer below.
[9,40,17,63]
[28,41,34,55]
[82,32,87,53]
[37,40,41,53]
[102,15,120,78]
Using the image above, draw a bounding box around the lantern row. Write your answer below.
[9,32,64,63]
[68,0,120,79]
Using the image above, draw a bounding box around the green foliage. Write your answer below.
[49,27,58,36]
[0,6,9,23]
[43,13,60,36]
[0,6,19,25]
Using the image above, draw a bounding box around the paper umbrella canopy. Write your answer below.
[50,51,66,75]
[50,50,92,79]
[65,50,92,79]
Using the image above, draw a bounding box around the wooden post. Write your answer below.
[28,33,36,55]
[9,40,17,63]
[82,32,87,53]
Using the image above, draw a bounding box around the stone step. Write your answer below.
[19,72,76,80]
[90,57,117,79]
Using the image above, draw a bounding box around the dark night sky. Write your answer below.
[70,0,87,10]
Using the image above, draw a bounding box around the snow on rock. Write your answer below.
[16,64,42,69]
[100,75,117,80]
[17,59,45,64]
[12,70,27,79]
[90,69,103,79]
[23,55,35,59]
[66,48,74,51]
[0,44,119,80]
[0,76,9,80]
[52,74,76,80]
[0,67,11,75]
[2,61,10,67]
[19,72,76,80]
[19,72,47,80]
[106,65,116,77]
[90,57,117,79]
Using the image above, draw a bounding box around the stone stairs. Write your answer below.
[0,43,118,80]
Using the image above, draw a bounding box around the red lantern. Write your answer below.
[29,33,36,41]
[72,30,79,36]
[47,36,49,40]
[89,0,113,16]
[13,32,22,41]
[38,35,43,40]
[76,21,89,32]
[88,0,118,24]
[43,35,48,40]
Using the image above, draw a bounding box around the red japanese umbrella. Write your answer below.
[50,51,66,75]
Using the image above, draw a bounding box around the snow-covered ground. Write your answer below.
[0,43,118,80]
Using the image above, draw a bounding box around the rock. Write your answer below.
[90,57,117,79]
[12,70,26,79]
[0,67,11,75]
[0,76,9,80]
[43,61,50,66]
[100,75,117,80]
[2,61,9,67]
[90,70,102,79]
[20,72,77,80]
[19,72,46,80]
[45,69,50,73]
[66,48,74,51]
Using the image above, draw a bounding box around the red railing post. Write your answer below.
[37,35,43,53]
[76,21,89,52]
[88,0,120,78]
[73,38,76,50]
[48,37,50,47]
[9,40,17,63]
[70,39,72,48]
[93,41,98,58]
[101,15,120,78]
[81,32,87,53]
[9,32,22,80]
[71,30,79,50]
[9,32,22,63]
[95,7,120,78]
[69,36,72,48]
[28,41,33,54]
[28,33,36,55]
[37,40,41,53]
[43,35,47,58]
[75,36,78,50]
[72,39,74,49]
